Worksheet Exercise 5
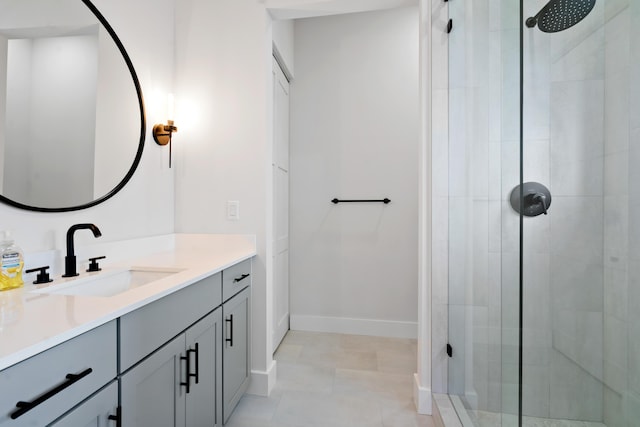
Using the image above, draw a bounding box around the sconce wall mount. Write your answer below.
[153,120,178,146]
[153,120,178,167]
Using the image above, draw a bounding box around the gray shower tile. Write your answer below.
[549,350,604,421]
[604,72,630,157]
[488,143,502,202]
[549,197,603,262]
[489,32,502,142]
[604,266,628,320]
[606,0,630,21]
[549,80,604,197]
[604,196,629,272]
[605,6,630,75]
[523,139,551,192]
[604,386,626,427]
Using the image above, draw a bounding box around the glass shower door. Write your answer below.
[446,0,521,426]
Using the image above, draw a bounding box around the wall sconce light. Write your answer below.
[153,94,178,168]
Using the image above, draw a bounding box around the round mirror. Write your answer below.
[0,0,145,212]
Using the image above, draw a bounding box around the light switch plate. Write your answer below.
[227,201,240,221]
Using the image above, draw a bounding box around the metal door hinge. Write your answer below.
[446,344,453,358]
[447,19,453,34]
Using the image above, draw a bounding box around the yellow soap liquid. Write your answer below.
[0,250,24,291]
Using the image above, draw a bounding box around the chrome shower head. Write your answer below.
[526,0,596,33]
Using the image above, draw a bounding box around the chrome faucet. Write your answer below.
[63,224,102,277]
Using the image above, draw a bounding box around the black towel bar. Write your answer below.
[331,198,391,204]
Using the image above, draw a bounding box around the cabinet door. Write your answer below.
[49,382,118,427]
[185,309,223,427]
[222,287,250,423]
[121,336,186,427]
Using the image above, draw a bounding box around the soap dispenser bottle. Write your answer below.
[0,231,24,291]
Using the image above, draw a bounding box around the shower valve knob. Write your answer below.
[532,193,548,215]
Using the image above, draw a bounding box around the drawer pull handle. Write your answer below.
[233,273,250,283]
[10,368,93,419]
[226,315,234,347]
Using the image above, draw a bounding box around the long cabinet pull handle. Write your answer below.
[180,351,191,394]
[108,406,122,427]
[225,315,234,347]
[233,273,250,283]
[10,368,93,419]
[181,346,199,394]
[193,343,199,385]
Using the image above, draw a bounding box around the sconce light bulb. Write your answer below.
[167,93,175,121]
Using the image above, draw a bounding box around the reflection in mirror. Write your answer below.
[0,0,144,211]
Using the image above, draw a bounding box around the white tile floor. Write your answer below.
[225,331,435,427]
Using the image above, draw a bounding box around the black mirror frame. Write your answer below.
[0,0,146,213]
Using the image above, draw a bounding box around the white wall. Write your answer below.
[174,0,275,396]
[0,0,174,262]
[289,7,420,338]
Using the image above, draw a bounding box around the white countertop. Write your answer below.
[0,233,256,371]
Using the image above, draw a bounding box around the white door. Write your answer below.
[272,58,290,351]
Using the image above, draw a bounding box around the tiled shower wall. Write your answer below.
[607,2,640,426]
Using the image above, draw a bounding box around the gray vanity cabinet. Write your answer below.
[120,308,223,427]
[222,286,251,424]
[0,258,253,427]
[49,382,118,427]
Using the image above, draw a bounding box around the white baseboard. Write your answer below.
[247,360,277,396]
[290,315,417,339]
[414,373,433,415]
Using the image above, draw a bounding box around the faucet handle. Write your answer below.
[25,266,53,284]
[87,256,106,272]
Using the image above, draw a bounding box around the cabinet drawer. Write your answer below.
[222,259,251,302]
[0,321,117,426]
[120,273,222,372]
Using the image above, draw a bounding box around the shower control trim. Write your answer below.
[510,182,552,217]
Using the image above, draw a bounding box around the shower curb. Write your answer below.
[433,394,463,427]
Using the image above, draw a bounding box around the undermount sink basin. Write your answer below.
[31,267,184,298]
